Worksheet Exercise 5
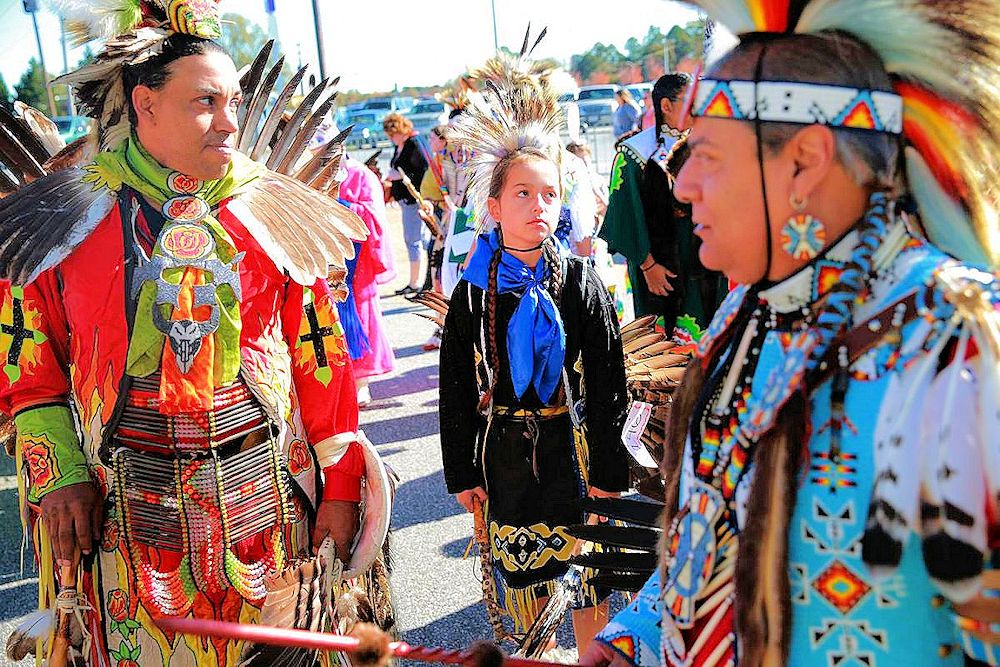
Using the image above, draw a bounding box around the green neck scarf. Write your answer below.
[87,134,264,206]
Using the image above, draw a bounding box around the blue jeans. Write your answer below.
[401,202,430,261]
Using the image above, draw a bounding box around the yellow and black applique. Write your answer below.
[295,287,348,386]
[1,286,48,384]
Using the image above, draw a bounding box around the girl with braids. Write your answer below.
[583,2,1000,666]
[439,79,629,651]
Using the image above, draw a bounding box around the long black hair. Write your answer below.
[123,34,228,125]
[651,72,692,135]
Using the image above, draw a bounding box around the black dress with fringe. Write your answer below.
[439,257,629,626]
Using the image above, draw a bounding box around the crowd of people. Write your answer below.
[0,0,997,665]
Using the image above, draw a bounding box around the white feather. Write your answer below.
[797,0,963,99]
[685,0,756,35]
[5,609,52,661]
[45,0,145,44]
[13,102,64,156]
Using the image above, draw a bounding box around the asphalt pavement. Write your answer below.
[0,205,586,666]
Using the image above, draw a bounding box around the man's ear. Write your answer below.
[486,196,501,223]
[789,124,836,199]
[131,84,157,126]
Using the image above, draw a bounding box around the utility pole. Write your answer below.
[60,17,75,116]
[490,0,499,51]
[23,0,57,116]
[310,0,327,80]
[296,43,305,96]
[264,0,280,52]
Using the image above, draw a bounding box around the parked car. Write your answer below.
[52,115,92,144]
[577,85,620,128]
[407,99,450,135]
[626,82,653,111]
[345,110,386,149]
[361,96,416,115]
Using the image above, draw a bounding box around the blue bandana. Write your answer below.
[463,231,566,403]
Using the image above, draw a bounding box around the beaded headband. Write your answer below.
[691,78,903,134]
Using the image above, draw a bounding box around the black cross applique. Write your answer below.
[2,290,43,381]
[299,302,337,369]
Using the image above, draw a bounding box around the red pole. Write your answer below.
[155,617,574,667]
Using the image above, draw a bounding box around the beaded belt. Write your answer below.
[491,405,569,419]
[114,438,293,612]
[114,374,269,453]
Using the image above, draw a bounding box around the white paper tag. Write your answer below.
[621,401,658,469]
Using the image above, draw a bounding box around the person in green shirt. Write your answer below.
[599,73,726,344]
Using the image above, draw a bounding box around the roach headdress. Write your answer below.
[447,26,565,230]
[681,0,1000,268]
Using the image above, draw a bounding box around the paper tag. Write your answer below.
[621,401,658,469]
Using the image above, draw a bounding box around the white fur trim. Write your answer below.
[313,432,357,468]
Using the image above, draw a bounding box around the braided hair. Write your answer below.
[652,72,692,136]
[480,228,505,412]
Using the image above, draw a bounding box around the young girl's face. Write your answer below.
[486,157,561,250]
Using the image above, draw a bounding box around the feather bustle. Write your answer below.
[265,78,330,171]
[238,56,285,154]
[241,171,367,284]
[0,168,112,284]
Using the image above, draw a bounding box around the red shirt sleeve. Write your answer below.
[1,271,90,501]
[281,276,362,502]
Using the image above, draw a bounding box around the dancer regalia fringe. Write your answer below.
[438,45,630,636]
[0,2,394,665]
[588,0,1000,665]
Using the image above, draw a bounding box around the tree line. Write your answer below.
[0,16,705,114]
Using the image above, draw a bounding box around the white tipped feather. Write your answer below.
[13,102,64,156]
[797,0,960,98]
[5,609,52,661]
[683,0,756,35]
[46,0,146,45]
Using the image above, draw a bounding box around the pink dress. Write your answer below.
[339,157,396,379]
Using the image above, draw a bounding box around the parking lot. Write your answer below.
[357,124,618,182]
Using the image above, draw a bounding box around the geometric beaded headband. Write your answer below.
[692,79,903,134]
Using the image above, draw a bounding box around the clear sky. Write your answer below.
[0,0,699,95]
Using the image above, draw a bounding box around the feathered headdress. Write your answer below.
[435,77,473,115]
[680,0,1000,268]
[49,0,223,151]
[449,26,565,230]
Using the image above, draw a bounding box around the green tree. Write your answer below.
[0,74,12,110]
[219,13,270,70]
[14,59,52,114]
[76,45,96,68]
[570,42,624,81]
[665,20,705,65]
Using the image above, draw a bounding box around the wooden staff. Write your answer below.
[472,495,512,645]
[155,617,572,666]
[396,168,443,240]
[48,557,79,667]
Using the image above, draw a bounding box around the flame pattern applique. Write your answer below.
[294,287,348,387]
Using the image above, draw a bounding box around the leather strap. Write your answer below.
[809,289,924,388]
